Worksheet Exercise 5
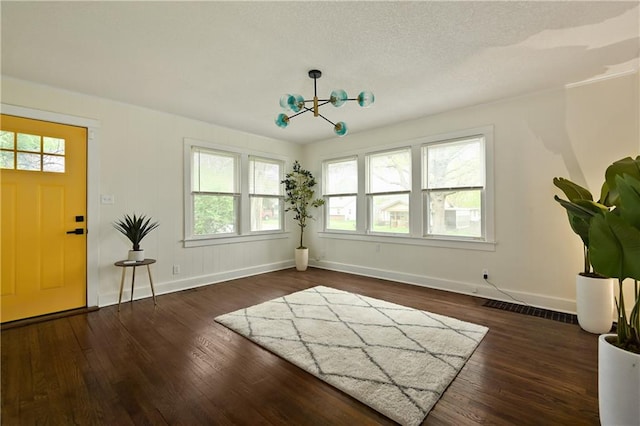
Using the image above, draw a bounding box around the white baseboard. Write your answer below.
[99,260,294,307]
[310,259,577,315]
[99,257,577,315]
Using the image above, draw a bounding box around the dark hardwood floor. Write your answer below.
[1,268,600,425]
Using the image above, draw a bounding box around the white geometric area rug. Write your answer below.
[215,286,488,426]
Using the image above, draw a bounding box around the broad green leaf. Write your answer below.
[604,156,640,206]
[567,210,590,246]
[554,196,607,247]
[590,213,640,281]
[554,196,607,219]
[616,174,640,230]
[599,181,610,205]
[553,177,593,201]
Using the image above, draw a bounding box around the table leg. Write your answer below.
[118,267,126,311]
[147,264,157,306]
[130,266,137,302]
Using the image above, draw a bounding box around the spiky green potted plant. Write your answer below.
[114,213,159,262]
[282,161,325,271]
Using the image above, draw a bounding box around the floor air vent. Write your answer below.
[482,299,579,324]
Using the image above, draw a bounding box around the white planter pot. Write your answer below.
[295,248,309,271]
[576,274,614,334]
[128,249,145,262]
[598,334,640,425]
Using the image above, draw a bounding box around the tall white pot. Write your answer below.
[576,274,614,334]
[295,248,309,272]
[598,334,640,425]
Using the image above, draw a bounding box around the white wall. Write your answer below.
[303,72,639,313]
[1,77,303,306]
[3,73,638,313]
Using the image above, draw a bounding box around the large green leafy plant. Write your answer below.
[113,213,159,251]
[554,156,640,353]
[589,165,640,353]
[553,177,608,275]
[282,161,325,249]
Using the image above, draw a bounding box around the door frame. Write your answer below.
[1,103,101,309]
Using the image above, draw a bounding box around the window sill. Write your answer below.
[184,231,289,248]
[318,231,496,251]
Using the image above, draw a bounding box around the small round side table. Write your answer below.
[114,258,157,311]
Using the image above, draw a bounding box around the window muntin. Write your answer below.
[366,148,411,234]
[323,157,357,231]
[1,130,66,173]
[249,157,283,232]
[422,137,485,239]
[191,148,239,236]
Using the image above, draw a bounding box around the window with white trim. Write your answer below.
[319,126,494,249]
[249,156,284,232]
[184,138,289,247]
[366,148,411,234]
[323,157,357,231]
[191,147,239,236]
[422,136,485,239]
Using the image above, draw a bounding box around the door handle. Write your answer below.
[66,228,84,235]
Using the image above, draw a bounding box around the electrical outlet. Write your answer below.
[100,194,115,204]
[173,265,181,275]
[482,269,489,279]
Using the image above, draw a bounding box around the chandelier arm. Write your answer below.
[316,113,336,126]
[288,108,313,119]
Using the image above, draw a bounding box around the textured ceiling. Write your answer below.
[2,1,638,144]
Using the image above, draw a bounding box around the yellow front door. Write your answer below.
[1,114,87,323]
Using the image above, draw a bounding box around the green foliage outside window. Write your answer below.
[194,195,235,235]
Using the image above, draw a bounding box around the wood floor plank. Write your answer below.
[1,268,600,425]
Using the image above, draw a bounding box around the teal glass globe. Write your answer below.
[330,89,348,108]
[288,94,305,113]
[357,91,375,108]
[334,122,348,136]
[279,94,291,109]
[275,113,289,128]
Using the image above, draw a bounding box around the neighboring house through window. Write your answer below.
[320,126,494,249]
[367,148,411,234]
[323,157,357,231]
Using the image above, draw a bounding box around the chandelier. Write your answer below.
[275,69,374,137]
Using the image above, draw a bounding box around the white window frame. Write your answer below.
[318,126,495,251]
[422,135,486,241]
[183,138,289,247]
[322,156,358,233]
[365,147,412,236]
[248,155,284,233]
[190,146,240,237]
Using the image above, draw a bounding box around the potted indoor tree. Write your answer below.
[588,163,640,425]
[282,161,325,271]
[553,177,613,333]
[113,213,159,261]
